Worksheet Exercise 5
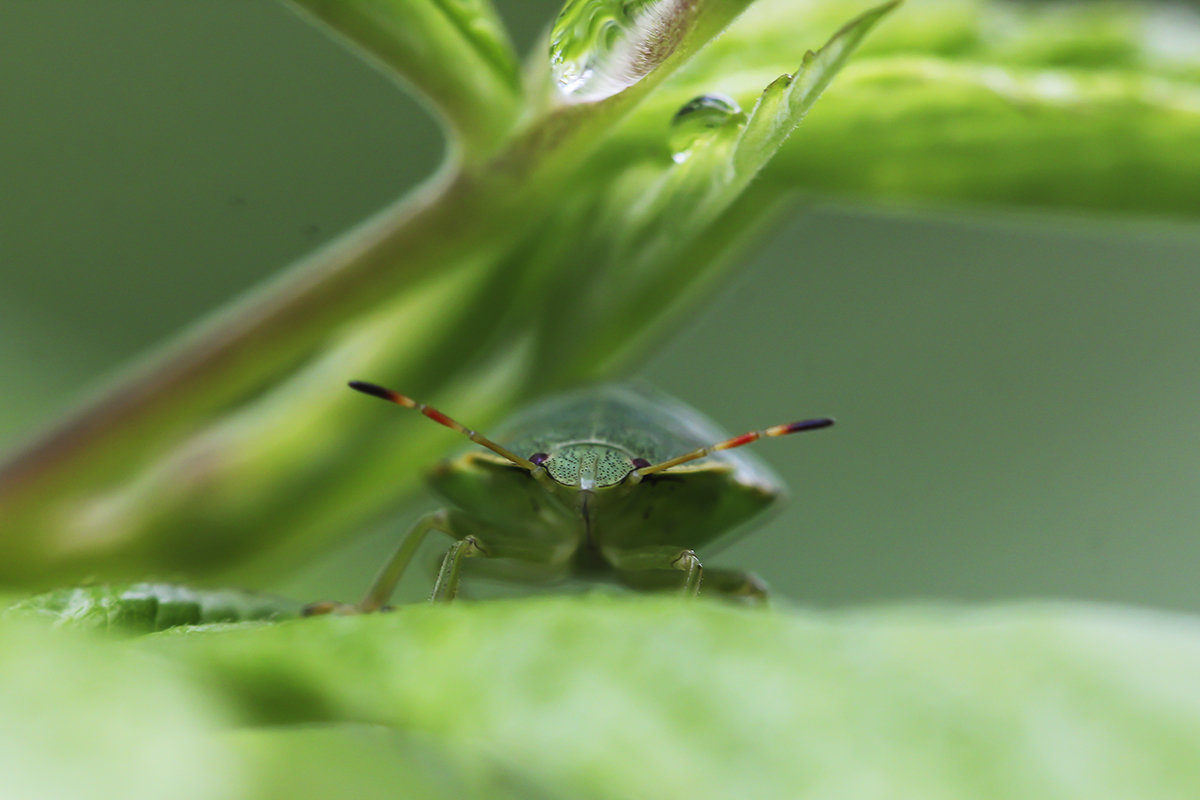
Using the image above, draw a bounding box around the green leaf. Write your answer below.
[0,619,240,800]
[231,725,566,800]
[732,0,900,181]
[531,2,897,374]
[626,0,1200,215]
[140,598,1200,799]
[5,583,300,633]
[672,0,1200,86]
[8,597,1200,798]
[764,57,1200,216]
[619,0,896,229]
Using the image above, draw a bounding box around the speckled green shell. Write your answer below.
[427,385,785,558]
[494,384,781,491]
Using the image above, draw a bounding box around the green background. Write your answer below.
[2,0,1199,610]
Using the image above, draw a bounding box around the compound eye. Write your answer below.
[529,452,550,466]
[630,457,651,470]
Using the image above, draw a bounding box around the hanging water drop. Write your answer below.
[549,0,682,102]
[668,94,745,164]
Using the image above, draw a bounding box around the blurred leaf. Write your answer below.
[536,2,899,375]
[617,0,1200,215]
[0,0,848,586]
[141,597,1200,799]
[731,1,900,180]
[670,0,1200,84]
[765,58,1200,215]
[231,724,568,800]
[0,619,240,800]
[3,0,1200,588]
[5,583,300,633]
[7,597,1200,798]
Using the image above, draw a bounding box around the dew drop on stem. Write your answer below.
[550,0,686,102]
[668,94,745,164]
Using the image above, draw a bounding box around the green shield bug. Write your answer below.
[313,382,832,611]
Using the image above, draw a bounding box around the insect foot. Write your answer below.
[706,570,770,605]
[671,550,704,598]
[301,600,360,617]
[738,572,769,600]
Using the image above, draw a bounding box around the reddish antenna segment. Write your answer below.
[348,381,536,470]
[634,417,834,477]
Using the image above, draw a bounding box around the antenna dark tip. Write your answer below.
[348,380,410,405]
[346,379,535,469]
[348,380,384,395]
[783,417,835,434]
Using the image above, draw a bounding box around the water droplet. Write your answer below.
[668,94,745,163]
[549,0,681,102]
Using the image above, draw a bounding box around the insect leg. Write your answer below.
[675,551,703,597]
[696,569,770,605]
[358,510,455,612]
[431,536,488,602]
[614,567,765,603]
[604,546,705,599]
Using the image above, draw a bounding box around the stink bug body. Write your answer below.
[329,383,832,609]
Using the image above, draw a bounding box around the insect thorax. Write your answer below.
[541,443,635,490]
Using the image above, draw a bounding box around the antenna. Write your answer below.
[348,381,536,470]
[634,417,834,477]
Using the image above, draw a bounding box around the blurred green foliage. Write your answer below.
[3,0,1200,797]
[1,0,1199,606]
[0,0,896,585]
[5,582,299,633]
[6,597,1200,799]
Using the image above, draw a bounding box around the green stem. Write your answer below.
[0,0,763,584]
[284,0,522,156]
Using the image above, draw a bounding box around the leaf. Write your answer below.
[0,619,240,800]
[5,583,300,633]
[608,0,895,250]
[619,0,1200,215]
[230,725,567,800]
[731,0,901,181]
[532,1,897,373]
[141,598,1200,800]
[8,597,1200,798]
[763,58,1200,215]
[671,0,1200,87]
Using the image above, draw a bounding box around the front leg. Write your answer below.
[304,510,482,618]
[604,546,704,598]
[360,510,455,611]
[613,565,768,604]
[305,509,573,613]
[367,510,502,605]
[430,535,487,602]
